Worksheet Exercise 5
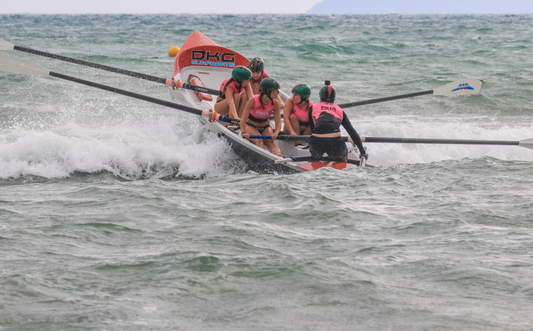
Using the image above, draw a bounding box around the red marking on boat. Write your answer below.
[296,161,358,171]
[187,75,213,102]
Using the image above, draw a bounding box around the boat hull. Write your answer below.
[169,31,365,174]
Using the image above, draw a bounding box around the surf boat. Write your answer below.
[169,31,366,174]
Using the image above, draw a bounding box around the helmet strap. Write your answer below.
[296,96,308,106]
[260,91,273,106]
[235,79,243,92]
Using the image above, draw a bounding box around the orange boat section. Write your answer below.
[174,31,250,76]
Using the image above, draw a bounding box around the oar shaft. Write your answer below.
[13,44,221,96]
[338,90,433,108]
[48,71,240,125]
[252,134,526,148]
[362,136,520,146]
[14,45,167,84]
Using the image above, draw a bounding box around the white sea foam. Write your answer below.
[0,118,240,179]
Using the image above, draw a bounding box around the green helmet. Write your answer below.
[232,66,252,81]
[319,80,335,102]
[248,57,265,73]
[260,77,280,92]
[291,84,311,98]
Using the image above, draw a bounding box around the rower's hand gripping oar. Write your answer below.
[337,79,483,109]
[249,135,533,149]
[0,52,238,125]
[0,38,221,97]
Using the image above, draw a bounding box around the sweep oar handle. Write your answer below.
[1,39,221,95]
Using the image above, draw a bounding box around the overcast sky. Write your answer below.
[2,0,531,14]
[3,0,322,14]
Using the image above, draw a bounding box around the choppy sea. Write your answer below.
[0,14,532,330]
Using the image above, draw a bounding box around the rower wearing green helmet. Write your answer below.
[308,81,368,162]
[215,66,253,119]
[283,84,314,137]
[241,77,283,157]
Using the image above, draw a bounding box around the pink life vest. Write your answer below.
[250,69,268,84]
[249,94,274,122]
[311,102,343,122]
[291,99,313,123]
[311,102,344,134]
[220,78,243,96]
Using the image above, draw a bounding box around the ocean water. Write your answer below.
[0,14,532,330]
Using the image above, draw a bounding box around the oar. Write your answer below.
[337,79,483,109]
[0,38,221,96]
[0,52,239,125]
[249,135,533,149]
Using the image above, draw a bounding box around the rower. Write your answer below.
[248,57,268,95]
[248,57,285,107]
[215,66,254,119]
[308,81,368,162]
[283,84,313,137]
[241,78,283,157]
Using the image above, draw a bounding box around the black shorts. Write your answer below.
[309,136,348,161]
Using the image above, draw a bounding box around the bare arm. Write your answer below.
[245,83,254,102]
[272,100,282,140]
[224,85,238,119]
[240,98,256,137]
[283,98,296,135]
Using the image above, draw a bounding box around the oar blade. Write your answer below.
[519,138,533,150]
[0,52,50,76]
[0,38,15,51]
[433,78,483,96]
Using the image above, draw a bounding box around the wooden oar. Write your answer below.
[249,135,533,149]
[0,52,239,125]
[0,38,221,96]
[337,79,483,108]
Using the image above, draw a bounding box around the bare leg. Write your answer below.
[300,125,312,136]
[245,124,264,149]
[251,82,260,95]
[262,127,282,156]
[214,98,230,116]
[289,114,300,135]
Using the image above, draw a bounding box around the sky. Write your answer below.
[1,0,531,14]
[3,0,322,14]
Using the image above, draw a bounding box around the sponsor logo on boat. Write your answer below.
[191,50,236,68]
[451,83,475,92]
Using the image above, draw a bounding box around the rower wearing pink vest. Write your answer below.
[215,66,253,119]
[248,57,270,95]
[241,78,283,157]
[248,57,285,107]
[283,84,313,137]
[308,81,368,162]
